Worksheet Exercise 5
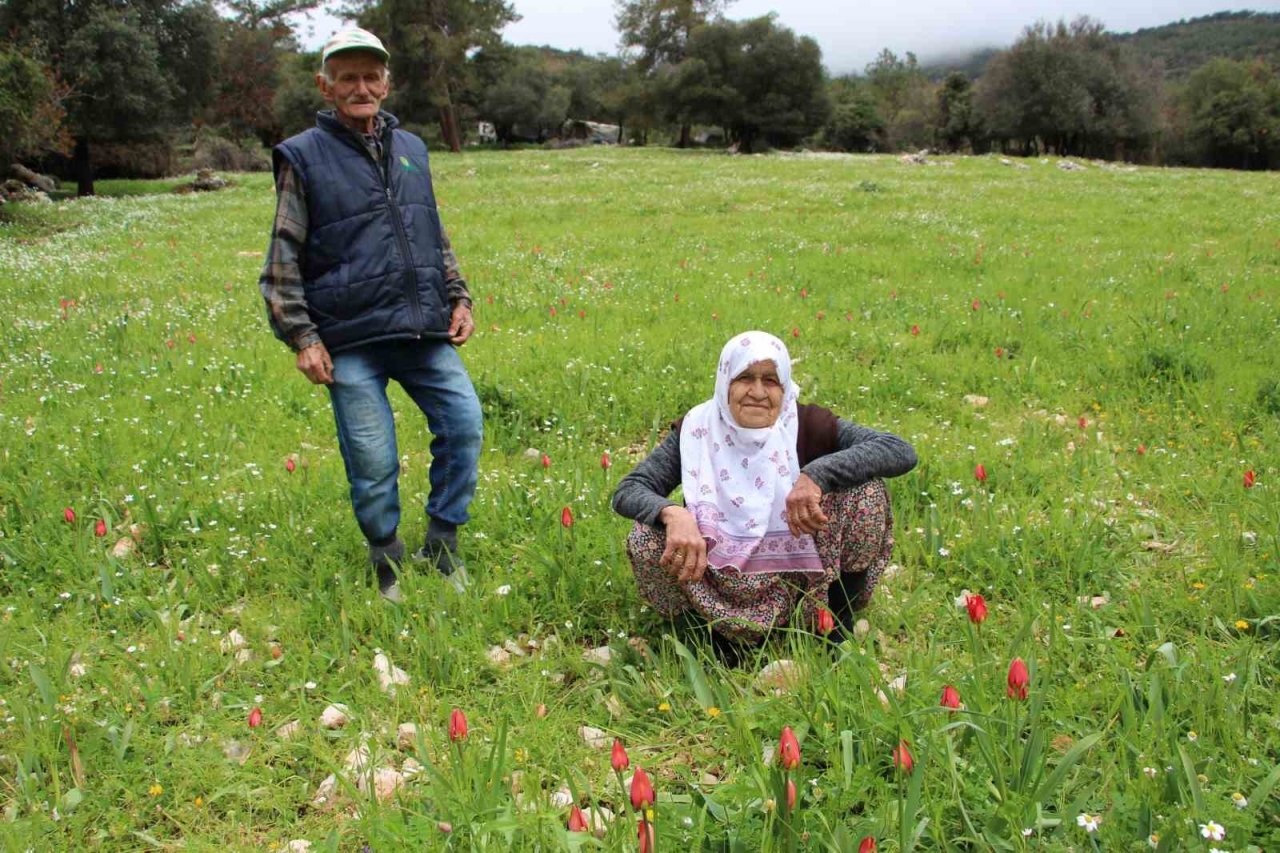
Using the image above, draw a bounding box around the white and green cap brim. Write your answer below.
[321,28,390,65]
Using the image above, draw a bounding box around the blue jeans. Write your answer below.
[327,339,483,544]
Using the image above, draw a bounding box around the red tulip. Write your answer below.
[1243,469,1255,489]
[187,333,197,344]
[165,339,176,349]
[541,453,551,469]
[561,506,574,528]
[965,593,988,625]
[285,458,296,473]
[94,362,104,374]
[1078,415,1088,430]
[1136,443,1146,456]
[448,708,468,741]
[600,451,611,470]
[630,767,654,809]
[892,739,914,774]
[785,777,797,811]
[816,607,835,635]
[971,298,980,311]
[578,309,586,319]
[64,507,76,524]
[567,804,588,832]
[800,288,808,298]
[638,818,655,853]
[974,463,987,483]
[94,519,107,537]
[611,738,630,772]
[939,685,961,711]
[994,347,1004,359]
[1007,658,1029,700]
[910,324,920,336]
[859,837,877,853]
[248,706,262,728]
[778,726,801,770]
[791,327,800,338]
[549,307,557,317]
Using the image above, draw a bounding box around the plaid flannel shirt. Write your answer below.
[259,115,472,352]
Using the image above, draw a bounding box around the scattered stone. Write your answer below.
[486,645,512,668]
[582,646,612,667]
[192,168,228,191]
[582,806,614,838]
[275,720,302,741]
[604,694,625,719]
[523,448,542,461]
[853,619,872,641]
[579,725,610,748]
[1078,594,1110,609]
[402,757,423,777]
[219,629,247,653]
[1057,160,1086,172]
[887,675,908,696]
[222,739,251,765]
[700,772,721,786]
[1241,531,1257,547]
[287,840,312,852]
[234,648,253,664]
[962,394,990,408]
[311,773,339,809]
[373,652,410,694]
[999,158,1013,166]
[626,636,652,659]
[360,767,405,802]
[754,659,804,694]
[1141,540,1176,553]
[343,744,371,775]
[320,704,349,729]
[109,537,136,559]
[535,704,548,719]
[10,163,56,193]
[549,787,574,809]
[68,654,87,679]
[397,723,418,750]
[900,150,929,165]
[875,688,891,710]
[502,638,527,657]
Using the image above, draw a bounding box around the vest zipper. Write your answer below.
[373,140,425,332]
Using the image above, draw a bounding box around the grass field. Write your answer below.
[0,148,1278,851]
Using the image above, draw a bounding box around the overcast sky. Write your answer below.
[298,2,1278,74]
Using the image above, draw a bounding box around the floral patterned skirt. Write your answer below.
[627,480,894,642]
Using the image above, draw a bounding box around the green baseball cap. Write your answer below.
[321,28,390,65]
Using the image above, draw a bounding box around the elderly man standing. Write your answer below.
[259,28,482,600]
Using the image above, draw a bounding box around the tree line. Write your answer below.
[2,0,1277,195]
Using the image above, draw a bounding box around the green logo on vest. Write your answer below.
[399,155,418,173]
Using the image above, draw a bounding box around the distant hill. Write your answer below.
[917,10,1280,81]
[1117,10,1280,78]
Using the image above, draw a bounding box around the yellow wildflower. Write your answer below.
[1191,581,1206,590]
[148,783,163,797]
[657,702,671,713]
[1235,619,1249,630]
[706,706,721,718]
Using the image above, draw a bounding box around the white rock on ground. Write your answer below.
[373,652,411,694]
[320,704,349,729]
[579,725,610,749]
[397,723,418,750]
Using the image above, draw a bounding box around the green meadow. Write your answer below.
[0,148,1277,850]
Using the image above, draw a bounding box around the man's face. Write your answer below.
[317,51,389,129]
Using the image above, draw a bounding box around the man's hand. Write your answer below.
[296,342,334,385]
[658,505,709,583]
[448,302,476,345]
[785,473,828,536]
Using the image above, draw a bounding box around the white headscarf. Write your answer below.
[678,331,823,576]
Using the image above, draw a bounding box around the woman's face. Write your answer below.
[728,359,783,428]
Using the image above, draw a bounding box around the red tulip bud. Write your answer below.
[448,708,468,741]
[601,451,611,470]
[578,309,586,319]
[630,767,654,809]
[971,298,980,311]
[778,726,801,770]
[800,288,808,298]
[94,519,107,537]
[541,453,551,468]
[974,463,987,483]
[1078,415,1088,430]
[1243,469,1255,489]
[940,685,961,711]
[815,607,835,635]
[965,593,988,625]
[910,324,920,336]
[94,362,104,374]
[1136,443,1146,455]
[892,739,914,774]
[248,706,262,728]
[549,307,557,317]
[285,458,296,473]
[859,837,877,853]
[994,347,1004,359]
[64,507,76,524]
[791,327,800,338]
[611,738,630,772]
[567,805,588,832]
[785,777,797,812]
[1007,658,1029,700]
[561,506,574,528]
[638,818,655,853]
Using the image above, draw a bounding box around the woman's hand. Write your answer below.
[785,474,828,536]
[658,506,709,583]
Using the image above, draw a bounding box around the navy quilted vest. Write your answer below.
[274,111,451,352]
